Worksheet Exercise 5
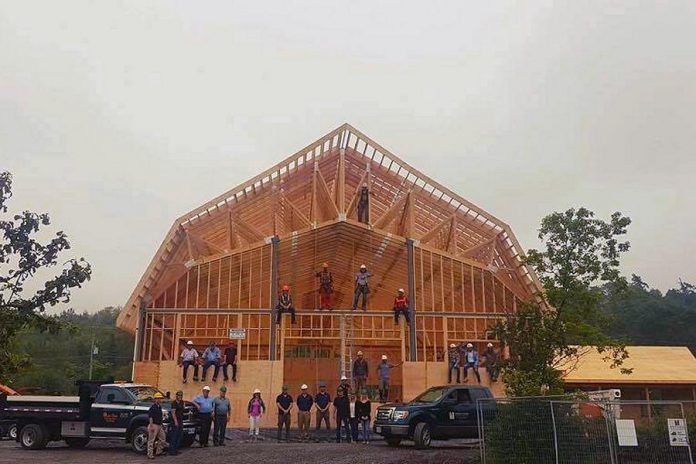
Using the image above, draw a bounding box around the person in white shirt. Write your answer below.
[179,341,199,383]
[348,394,359,442]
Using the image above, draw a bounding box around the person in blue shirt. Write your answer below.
[193,385,215,447]
[462,343,481,383]
[314,382,331,431]
[201,341,221,382]
[276,385,293,442]
[296,384,314,441]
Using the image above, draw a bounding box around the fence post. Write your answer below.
[549,401,560,464]
[477,399,486,464]
[604,401,617,464]
[680,402,695,464]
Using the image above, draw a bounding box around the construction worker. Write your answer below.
[393,288,411,324]
[352,265,372,311]
[247,388,266,441]
[179,340,199,383]
[146,392,168,459]
[168,390,185,456]
[296,384,314,441]
[483,342,500,381]
[376,355,402,402]
[212,386,231,446]
[462,343,481,383]
[448,344,461,384]
[357,183,370,224]
[276,385,293,442]
[315,263,334,310]
[333,388,351,443]
[337,375,352,397]
[222,340,237,382]
[276,285,296,324]
[314,382,331,431]
[193,385,214,447]
[201,341,221,382]
[352,351,369,392]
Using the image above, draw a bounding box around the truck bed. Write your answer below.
[1,395,82,421]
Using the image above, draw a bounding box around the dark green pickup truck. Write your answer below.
[373,384,493,449]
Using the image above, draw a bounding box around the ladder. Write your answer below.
[340,314,354,383]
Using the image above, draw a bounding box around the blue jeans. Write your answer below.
[202,360,220,380]
[168,425,182,455]
[352,285,369,310]
[360,419,371,442]
[463,363,481,382]
[336,416,352,442]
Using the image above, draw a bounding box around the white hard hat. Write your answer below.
[301,384,308,390]
[487,343,493,348]
[186,340,193,345]
[360,264,367,269]
[203,385,211,391]
[450,344,456,348]
[357,351,363,355]
[253,388,261,394]
[398,288,404,293]
[381,355,387,360]
[341,375,348,381]
[467,343,473,348]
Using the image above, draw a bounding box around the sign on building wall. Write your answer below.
[228,328,246,340]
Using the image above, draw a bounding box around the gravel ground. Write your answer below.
[0,432,480,464]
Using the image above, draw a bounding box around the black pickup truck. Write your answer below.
[0,381,199,453]
[373,384,493,449]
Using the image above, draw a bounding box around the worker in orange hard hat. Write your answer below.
[275,285,296,325]
[315,262,334,310]
[393,288,411,325]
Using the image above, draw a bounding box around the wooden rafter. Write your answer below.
[373,191,414,237]
[309,164,339,224]
[279,192,311,231]
[419,213,456,247]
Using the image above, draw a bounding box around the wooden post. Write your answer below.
[407,239,417,361]
[269,235,280,361]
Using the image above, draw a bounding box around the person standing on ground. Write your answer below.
[376,355,402,402]
[448,344,461,384]
[462,343,481,383]
[357,184,370,224]
[212,386,231,446]
[193,386,214,447]
[275,285,296,325]
[146,392,168,459]
[483,342,499,381]
[333,388,351,443]
[276,385,293,442]
[356,393,372,444]
[337,375,352,397]
[168,390,185,456]
[296,384,314,441]
[348,393,359,442]
[315,263,334,310]
[222,340,238,382]
[247,389,266,441]
[201,341,221,382]
[180,340,199,383]
[352,265,372,311]
[393,288,411,324]
[314,382,331,431]
[352,351,369,392]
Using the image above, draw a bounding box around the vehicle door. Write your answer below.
[437,389,460,438]
[90,387,134,436]
[450,388,477,436]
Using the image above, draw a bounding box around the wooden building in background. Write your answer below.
[116,124,541,426]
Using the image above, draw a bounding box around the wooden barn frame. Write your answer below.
[117,124,541,426]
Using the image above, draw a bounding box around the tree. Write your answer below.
[491,207,632,396]
[0,171,92,383]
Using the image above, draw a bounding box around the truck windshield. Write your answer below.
[126,386,165,401]
[411,387,448,403]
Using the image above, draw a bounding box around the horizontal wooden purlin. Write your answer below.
[144,308,509,318]
[414,240,496,272]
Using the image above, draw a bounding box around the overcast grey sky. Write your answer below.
[2,1,695,313]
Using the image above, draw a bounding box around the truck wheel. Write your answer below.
[386,437,402,447]
[130,426,149,454]
[9,424,18,440]
[20,424,48,450]
[65,437,90,448]
[413,422,432,449]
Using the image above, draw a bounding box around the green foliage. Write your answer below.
[492,207,632,396]
[12,307,134,394]
[0,171,92,383]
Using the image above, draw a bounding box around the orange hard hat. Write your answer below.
[282,285,290,291]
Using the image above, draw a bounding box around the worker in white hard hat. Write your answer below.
[352,265,372,311]
[462,343,481,383]
[376,354,403,402]
[179,340,199,383]
[483,342,500,382]
[338,374,352,397]
[247,388,266,441]
[296,384,314,441]
[393,288,411,325]
[448,343,461,384]
[193,386,215,447]
[352,350,369,392]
